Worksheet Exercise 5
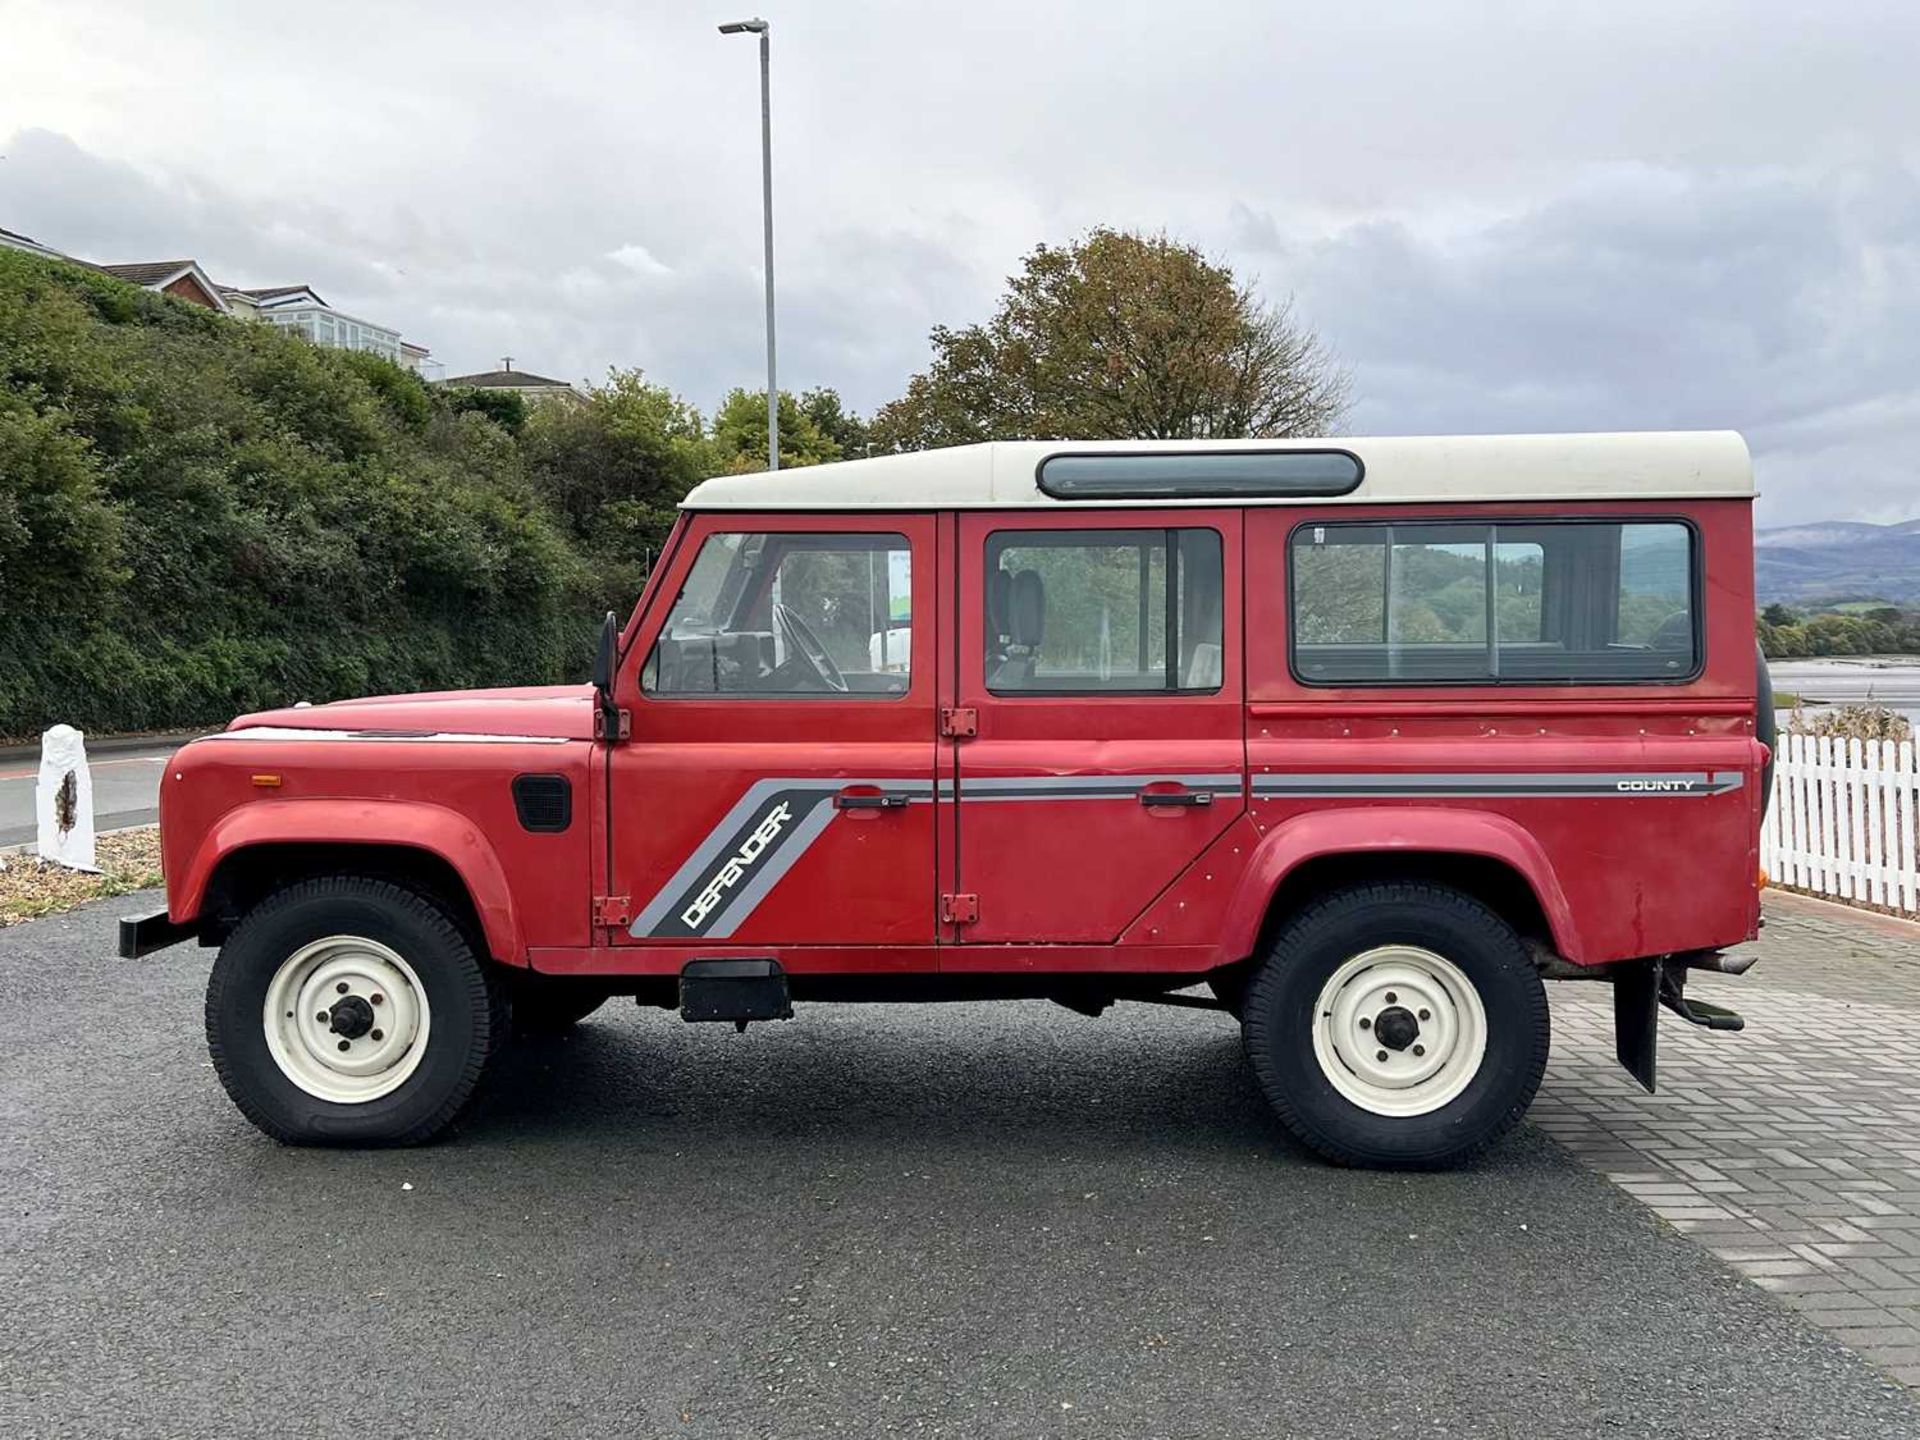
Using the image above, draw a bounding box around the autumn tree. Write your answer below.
[871,228,1348,451]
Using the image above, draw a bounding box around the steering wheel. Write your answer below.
[773,603,849,693]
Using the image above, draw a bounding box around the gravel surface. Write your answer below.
[4,893,1918,1439]
[0,829,161,926]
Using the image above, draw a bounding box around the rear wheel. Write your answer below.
[205,876,510,1145]
[1241,882,1549,1168]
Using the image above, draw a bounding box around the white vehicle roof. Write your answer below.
[681,431,1754,511]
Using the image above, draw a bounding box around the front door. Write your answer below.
[953,510,1246,943]
[611,514,936,956]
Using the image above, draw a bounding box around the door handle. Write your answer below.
[834,790,911,810]
[1139,788,1213,808]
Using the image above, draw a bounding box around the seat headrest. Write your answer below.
[987,568,1011,640]
[1008,569,1045,648]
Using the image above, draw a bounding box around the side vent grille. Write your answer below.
[512,774,572,833]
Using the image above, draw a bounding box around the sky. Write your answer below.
[1,0,1916,526]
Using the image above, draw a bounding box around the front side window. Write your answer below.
[985,527,1224,693]
[643,531,912,698]
[1290,520,1695,684]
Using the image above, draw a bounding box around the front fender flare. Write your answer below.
[1217,806,1584,965]
[171,798,525,964]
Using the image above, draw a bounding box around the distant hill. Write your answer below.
[1755,518,1920,605]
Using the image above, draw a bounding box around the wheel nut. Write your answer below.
[1359,1016,1372,1030]
[1413,1044,1426,1057]
[1384,991,1397,1003]
[370,1029,383,1041]
[1376,1050,1388,1062]
[336,982,349,994]
[337,1040,350,1052]
[316,1012,329,1023]
[371,993,384,1006]
[1418,1008,1431,1021]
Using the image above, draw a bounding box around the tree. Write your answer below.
[797,386,871,458]
[520,369,710,614]
[1760,602,1798,628]
[870,228,1349,451]
[708,387,846,472]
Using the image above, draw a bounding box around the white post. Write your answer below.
[35,724,99,873]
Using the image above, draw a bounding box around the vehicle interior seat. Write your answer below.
[989,569,1045,688]
[986,568,1011,673]
[1183,642,1223,689]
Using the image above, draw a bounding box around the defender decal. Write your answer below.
[630,778,935,940]
[678,800,795,930]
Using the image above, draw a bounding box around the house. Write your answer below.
[437,360,581,405]
[219,284,424,370]
[0,225,67,261]
[0,222,433,372]
[98,260,230,312]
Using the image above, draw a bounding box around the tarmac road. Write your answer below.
[3,895,1917,1439]
[0,743,179,848]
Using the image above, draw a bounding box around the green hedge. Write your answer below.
[0,250,605,739]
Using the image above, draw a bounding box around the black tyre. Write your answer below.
[205,876,511,1145]
[1241,881,1549,1169]
[509,976,614,1035]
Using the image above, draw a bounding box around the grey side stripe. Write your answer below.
[947,773,1243,801]
[1251,771,1745,798]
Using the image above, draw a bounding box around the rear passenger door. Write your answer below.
[952,511,1246,944]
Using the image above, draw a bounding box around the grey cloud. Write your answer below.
[4,0,1919,526]
[1226,162,1920,524]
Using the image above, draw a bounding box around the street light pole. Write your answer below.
[719,17,777,471]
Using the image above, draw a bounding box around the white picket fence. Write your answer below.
[1761,734,1920,915]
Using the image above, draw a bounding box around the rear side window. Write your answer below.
[1290,520,1696,684]
[643,531,912,697]
[986,528,1224,693]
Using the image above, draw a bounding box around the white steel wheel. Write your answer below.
[262,934,431,1104]
[1310,944,1488,1118]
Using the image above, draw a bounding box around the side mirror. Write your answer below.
[592,611,621,738]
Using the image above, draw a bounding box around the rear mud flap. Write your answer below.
[1614,959,1661,1093]
[1613,957,1749,1093]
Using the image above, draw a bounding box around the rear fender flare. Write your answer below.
[172,799,525,964]
[1218,806,1583,965]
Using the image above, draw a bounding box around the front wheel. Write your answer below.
[1241,882,1549,1168]
[205,876,511,1145]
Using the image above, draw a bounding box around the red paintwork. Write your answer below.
[230,684,600,740]
[953,510,1246,943]
[158,496,1764,979]
[161,732,595,963]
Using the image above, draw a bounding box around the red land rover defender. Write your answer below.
[123,432,1771,1167]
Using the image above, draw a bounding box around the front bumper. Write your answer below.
[119,910,199,959]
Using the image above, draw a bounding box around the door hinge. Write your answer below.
[594,707,632,740]
[593,894,631,927]
[940,892,979,924]
[940,707,978,739]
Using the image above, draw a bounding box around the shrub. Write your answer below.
[0,250,596,738]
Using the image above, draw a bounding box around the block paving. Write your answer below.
[1536,891,1920,1388]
